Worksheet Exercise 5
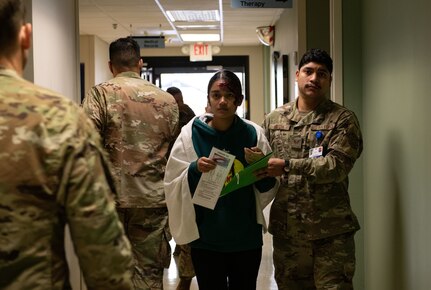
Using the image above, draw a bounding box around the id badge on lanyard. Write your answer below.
[309,130,324,158]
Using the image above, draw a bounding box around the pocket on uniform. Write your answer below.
[268,124,291,158]
[307,124,334,153]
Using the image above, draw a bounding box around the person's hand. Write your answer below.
[267,158,286,177]
[253,167,269,181]
[244,147,265,164]
[197,157,217,173]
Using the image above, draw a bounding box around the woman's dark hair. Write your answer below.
[207,70,243,104]
[166,86,182,96]
[298,48,333,74]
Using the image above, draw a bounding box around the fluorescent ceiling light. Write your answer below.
[167,10,220,22]
[180,33,220,42]
[176,24,219,30]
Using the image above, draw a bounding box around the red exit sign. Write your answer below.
[190,43,212,61]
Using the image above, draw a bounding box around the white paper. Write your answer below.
[192,147,235,210]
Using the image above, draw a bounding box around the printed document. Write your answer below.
[192,147,235,210]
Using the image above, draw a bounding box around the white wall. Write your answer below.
[79,35,93,97]
[273,1,301,107]
[79,35,111,96]
[93,36,111,85]
[31,0,79,102]
[362,0,431,289]
[25,1,84,289]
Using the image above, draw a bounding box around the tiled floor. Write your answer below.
[163,207,278,290]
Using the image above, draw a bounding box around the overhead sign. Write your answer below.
[231,0,293,8]
[190,43,212,62]
[132,36,165,48]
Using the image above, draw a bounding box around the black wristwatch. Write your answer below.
[283,159,290,174]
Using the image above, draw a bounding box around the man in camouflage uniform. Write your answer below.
[263,49,363,290]
[82,37,179,290]
[166,86,196,290]
[0,1,133,289]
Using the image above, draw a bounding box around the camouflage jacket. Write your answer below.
[262,99,363,240]
[0,69,133,289]
[82,71,179,208]
[178,103,195,129]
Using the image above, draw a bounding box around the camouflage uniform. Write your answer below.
[168,103,196,281]
[262,99,363,290]
[0,68,133,290]
[82,71,179,290]
[177,244,195,279]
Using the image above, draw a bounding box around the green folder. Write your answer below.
[220,152,273,197]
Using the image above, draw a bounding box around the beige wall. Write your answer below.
[273,1,301,106]
[79,35,111,96]
[361,0,431,289]
[25,1,84,289]
[94,36,111,86]
[79,35,93,96]
[29,0,80,103]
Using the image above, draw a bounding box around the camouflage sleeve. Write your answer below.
[81,86,106,136]
[261,117,270,141]
[57,113,133,289]
[290,111,363,184]
[167,101,180,142]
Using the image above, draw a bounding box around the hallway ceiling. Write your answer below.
[79,0,285,47]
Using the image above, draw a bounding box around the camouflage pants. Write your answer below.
[176,244,195,278]
[273,232,356,290]
[117,207,171,290]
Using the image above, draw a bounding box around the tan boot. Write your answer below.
[176,277,192,290]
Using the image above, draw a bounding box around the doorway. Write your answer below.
[141,56,250,119]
